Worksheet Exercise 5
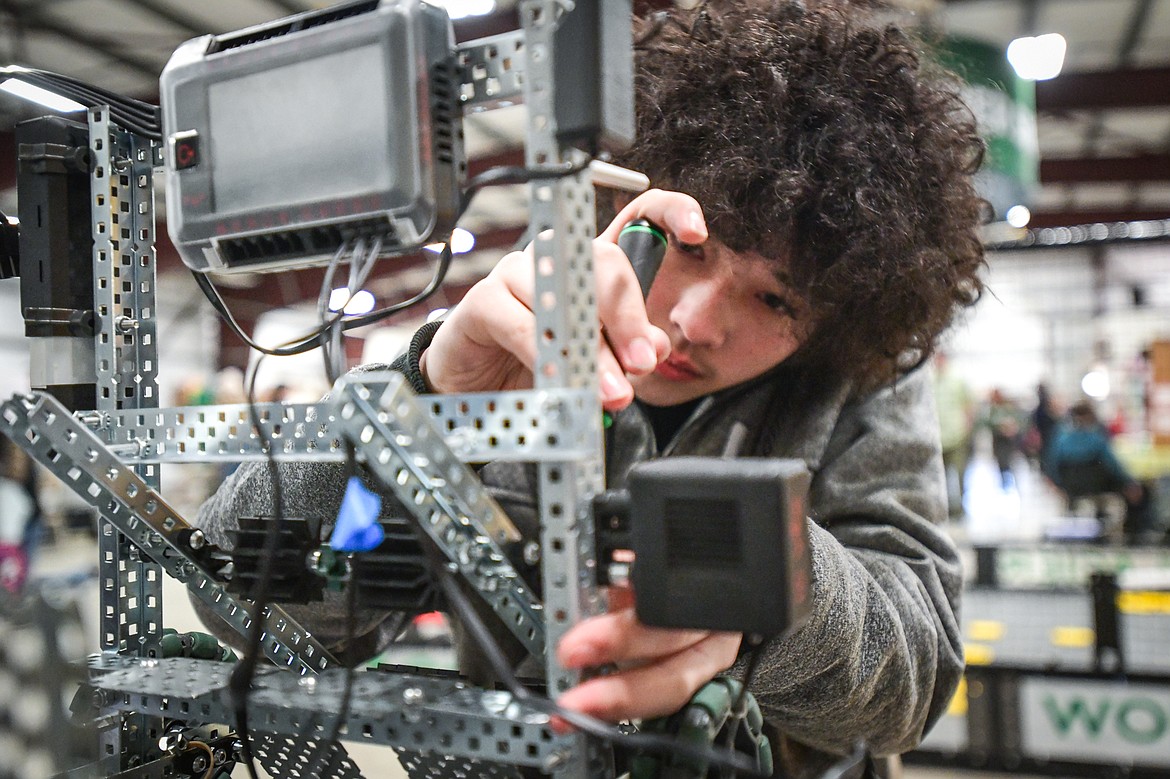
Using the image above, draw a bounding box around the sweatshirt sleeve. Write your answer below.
[747,367,964,758]
[187,323,444,660]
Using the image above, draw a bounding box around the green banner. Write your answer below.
[937,36,1039,223]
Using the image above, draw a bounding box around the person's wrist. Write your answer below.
[417,348,436,393]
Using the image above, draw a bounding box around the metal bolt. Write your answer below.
[213,748,228,765]
[188,530,206,550]
[79,412,106,429]
[107,442,142,459]
[158,732,186,752]
[541,748,571,772]
[523,541,541,566]
[113,156,132,171]
[402,686,425,705]
[541,397,565,423]
[190,755,208,773]
[115,316,140,333]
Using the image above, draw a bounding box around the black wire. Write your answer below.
[205,157,591,774]
[718,635,769,779]
[433,565,770,778]
[228,356,285,779]
[1,68,161,138]
[191,241,451,359]
[302,564,360,776]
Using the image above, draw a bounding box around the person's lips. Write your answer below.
[654,354,701,381]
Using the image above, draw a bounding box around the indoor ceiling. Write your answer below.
[0,0,1168,252]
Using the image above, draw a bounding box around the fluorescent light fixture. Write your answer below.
[328,288,376,316]
[425,227,476,255]
[436,0,495,19]
[1006,33,1067,81]
[1006,205,1031,228]
[0,77,86,112]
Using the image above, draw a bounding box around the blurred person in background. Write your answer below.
[0,435,43,593]
[1026,382,1061,476]
[933,351,974,517]
[980,388,1025,490]
[1046,401,1151,543]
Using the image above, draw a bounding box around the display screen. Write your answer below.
[208,44,394,215]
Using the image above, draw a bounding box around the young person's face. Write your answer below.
[629,236,809,406]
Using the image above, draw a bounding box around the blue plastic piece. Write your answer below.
[330,476,384,552]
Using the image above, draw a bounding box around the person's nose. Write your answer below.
[669,277,729,349]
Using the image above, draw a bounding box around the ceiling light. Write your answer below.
[433,0,495,20]
[328,288,376,316]
[1006,205,1031,228]
[1081,367,1110,400]
[450,228,475,254]
[0,77,86,112]
[1006,33,1067,81]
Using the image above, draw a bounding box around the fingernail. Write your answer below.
[690,211,706,236]
[600,371,626,402]
[627,337,658,373]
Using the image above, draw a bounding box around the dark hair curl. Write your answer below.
[616,0,987,389]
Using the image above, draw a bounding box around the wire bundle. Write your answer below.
[0,66,161,139]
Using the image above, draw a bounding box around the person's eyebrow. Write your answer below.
[768,264,794,288]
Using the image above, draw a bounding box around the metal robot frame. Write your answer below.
[1,2,619,777]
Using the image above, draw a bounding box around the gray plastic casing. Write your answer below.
[159,0,463,274]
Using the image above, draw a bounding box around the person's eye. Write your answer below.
[759,291,795,317]
[670,234,705,260]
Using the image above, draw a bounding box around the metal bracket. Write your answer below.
[331,371,546,659]
[89,386,598,465]
[0,391,338,675]
[89,657,575,770]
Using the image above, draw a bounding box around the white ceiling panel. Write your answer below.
[38,0,189,41]
[1134,0,1170,65]
[939,0,1024,47]
[1037,112,1095,155]
[1096,107,1170,152]
[1035,0,1133,70]
[1070,181,1143,207]
[149,0,316,35]
[1,0,1168,245]
[1139,182,1170,206]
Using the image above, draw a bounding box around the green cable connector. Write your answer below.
[629,675,772,779]
[160,627,238,663]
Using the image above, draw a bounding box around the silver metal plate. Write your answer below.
[332,372,546,659]
[94,387,596,464]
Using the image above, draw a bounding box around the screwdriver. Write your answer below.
[604,218,668,429]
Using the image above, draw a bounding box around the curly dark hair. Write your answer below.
[615,0,987,389]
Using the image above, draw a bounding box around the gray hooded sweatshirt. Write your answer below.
[191,323,963,778]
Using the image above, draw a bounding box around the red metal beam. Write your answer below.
[1041,154,1170,184]
[1036,66,1170,112]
